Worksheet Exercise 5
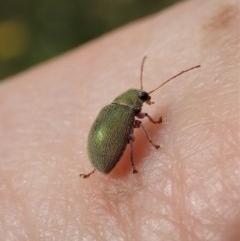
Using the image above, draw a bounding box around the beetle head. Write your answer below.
[138,91,154,105]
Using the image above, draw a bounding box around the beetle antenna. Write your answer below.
[148,65,201,94]
[140,56,147,90]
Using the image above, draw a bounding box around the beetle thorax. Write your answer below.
[112,89,147,110]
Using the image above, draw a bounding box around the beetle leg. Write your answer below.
[80,169,96,178]
[129,134,138,174]
[139,122,160,149]
[137,112,162,124]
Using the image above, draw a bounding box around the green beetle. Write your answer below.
[80,57,200,178]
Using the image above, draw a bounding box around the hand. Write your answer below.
[0,0,239,240]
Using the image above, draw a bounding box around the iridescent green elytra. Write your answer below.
[88,89,152,174]
[80,57,200,178]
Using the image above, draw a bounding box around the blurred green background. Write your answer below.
[0,0,180,81]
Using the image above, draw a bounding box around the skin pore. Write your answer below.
[0,0,239,240]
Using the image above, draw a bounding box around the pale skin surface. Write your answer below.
[0,0,239,240]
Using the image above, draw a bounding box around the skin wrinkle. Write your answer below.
[218,137,240,199]
[172,113,216,160]
[35,173,67,238]
[166,135,181,225]
[86,193,121,238]
[172,143,191,240]
[1,178,34,240]
[142,171,176,233]
[174,75,236,160]
[104,199,125,236]
[123,190,143,239]
[170,82,237,241]
[62,186,72,240]
[0,177,17,238]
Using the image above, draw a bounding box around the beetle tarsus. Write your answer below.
[80,169,96,178]
[145,113,162,124]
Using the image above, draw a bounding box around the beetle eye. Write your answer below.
[138,91,150,101]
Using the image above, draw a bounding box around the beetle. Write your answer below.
[80,56,200,178]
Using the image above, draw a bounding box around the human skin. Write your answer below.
[0,0,239,240]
